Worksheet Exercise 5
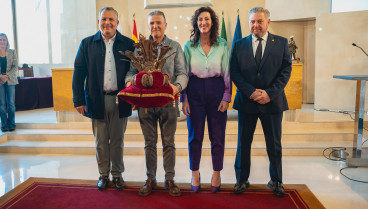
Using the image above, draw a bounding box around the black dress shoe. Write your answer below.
[112,176,125,191]
[267,180,285,197]
[234,180,250,194]
[97,176,110,191]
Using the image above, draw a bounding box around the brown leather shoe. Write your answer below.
[165,179,181,197]
[112,177,125,191]
[139,179,157,196]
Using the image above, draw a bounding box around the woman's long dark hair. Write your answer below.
[190,7,219,47]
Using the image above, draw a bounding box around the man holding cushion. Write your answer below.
[125,10,188,197]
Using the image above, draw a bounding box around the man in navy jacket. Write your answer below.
[72,7,134,191]
[230,7,292,197]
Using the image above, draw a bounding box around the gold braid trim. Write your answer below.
[118,92,175,100]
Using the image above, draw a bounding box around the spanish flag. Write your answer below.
[132,14,138,43]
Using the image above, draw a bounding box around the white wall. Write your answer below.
[315,11,368,111]
[97,0,265,51]
[33,0,368,112]
[31,0,97,76]
[266,0,330,21]
[34,0,266,75]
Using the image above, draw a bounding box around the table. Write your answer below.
[15,76,53,111]
[333,75,368,167]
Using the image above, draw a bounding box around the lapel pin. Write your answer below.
[272,39,275,42]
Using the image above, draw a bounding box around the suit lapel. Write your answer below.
[259,32,276,71]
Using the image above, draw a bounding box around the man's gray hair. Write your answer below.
[248,7,270,19]
[99,7,119,20]
[148,10,166,23]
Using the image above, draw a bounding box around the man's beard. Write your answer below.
[253,31,265,38]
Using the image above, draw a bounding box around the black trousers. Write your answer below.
[234,111,283,183]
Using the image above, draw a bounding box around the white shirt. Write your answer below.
[102,33,118,92]
[252,32,268,58]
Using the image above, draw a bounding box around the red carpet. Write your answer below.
[0,178,325,209]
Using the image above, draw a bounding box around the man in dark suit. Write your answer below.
[230,7,292,197]
[72,7,134,191]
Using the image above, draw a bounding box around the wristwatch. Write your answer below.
[174,83,181,92]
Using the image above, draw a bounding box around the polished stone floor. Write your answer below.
[0,155,367,209]
[0,106,367,209]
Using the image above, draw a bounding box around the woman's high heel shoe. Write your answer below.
[191,173,201,192]
[211,175,221,193]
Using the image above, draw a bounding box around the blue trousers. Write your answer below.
[234,111,283,183]
[0,83,16,131]
[187,77,227,171]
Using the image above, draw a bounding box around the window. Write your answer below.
[16,0,49,64]
[331,0,368,13]
[0,0,15,49]
[10,0,96,66]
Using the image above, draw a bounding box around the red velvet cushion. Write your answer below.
[118,73,178,108]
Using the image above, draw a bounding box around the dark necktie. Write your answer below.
[255,38,263,67]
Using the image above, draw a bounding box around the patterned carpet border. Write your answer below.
[0,177,325,209]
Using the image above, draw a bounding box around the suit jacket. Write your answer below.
[72,31,135,119]
[230,32,292,114]
[0,49,19,85]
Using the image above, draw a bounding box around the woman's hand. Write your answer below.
[0,75,8,83]
[217,101,229,112]
[182,101,190,116]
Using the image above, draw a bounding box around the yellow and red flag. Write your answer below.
[132,14,138,43]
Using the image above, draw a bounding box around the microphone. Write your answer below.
[352,43,368,56]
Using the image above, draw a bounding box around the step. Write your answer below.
[4,128,354,143]
[0,140,356,156]
[1,120,357,157]
[14,120,355,130]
